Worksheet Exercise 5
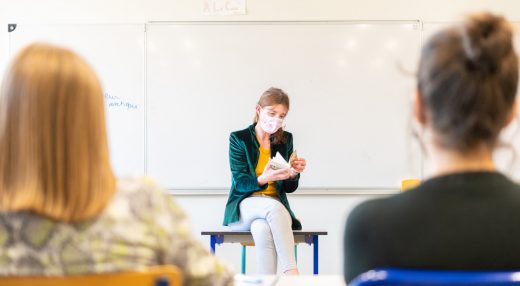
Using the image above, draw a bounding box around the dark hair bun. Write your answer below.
[462,12,514,74]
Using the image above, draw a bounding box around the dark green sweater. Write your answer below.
[344,171,520,282]
[223,124,302,230]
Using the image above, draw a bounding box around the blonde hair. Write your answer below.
[0,43,116,222]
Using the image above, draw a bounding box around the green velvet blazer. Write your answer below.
[223,124,302,230]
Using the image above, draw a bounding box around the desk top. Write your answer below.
[201,230,328,235]
[235,275,345,286]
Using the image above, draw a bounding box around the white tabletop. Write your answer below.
[234,274,346,286]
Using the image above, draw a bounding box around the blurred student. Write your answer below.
[0,43,233,286]
[345,12,520,283]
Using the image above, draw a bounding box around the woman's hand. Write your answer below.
[291,157,306,174]
[257,160,292,185]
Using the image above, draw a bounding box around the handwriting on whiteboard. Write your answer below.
[104,93,138,111]
[202,0,246,15]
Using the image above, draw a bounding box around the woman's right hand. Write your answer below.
[257,160,292,185]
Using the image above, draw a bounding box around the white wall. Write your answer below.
[2,0,520,276]
[1,0,520,22]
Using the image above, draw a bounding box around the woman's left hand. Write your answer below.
[291,157,306,174]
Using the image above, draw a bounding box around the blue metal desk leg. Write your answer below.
[210,235,216,254]
[313,235,319,275]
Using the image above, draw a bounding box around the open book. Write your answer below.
[270,151,297,170]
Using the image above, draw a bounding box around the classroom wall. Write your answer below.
[1,0,520,22]
[1,0,520,276]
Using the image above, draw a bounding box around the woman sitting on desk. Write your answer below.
[223,87,307,275]
[344,12,520,283]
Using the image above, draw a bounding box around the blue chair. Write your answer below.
[349,269,520,286]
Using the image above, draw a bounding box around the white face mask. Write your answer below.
[259,109,284,134]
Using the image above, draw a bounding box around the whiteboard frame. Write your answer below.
[145,20,424,190]
[7,22,148,177]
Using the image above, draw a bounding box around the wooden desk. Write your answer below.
[201,230,328,274]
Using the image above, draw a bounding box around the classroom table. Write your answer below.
[234,274,346,286]
[201,230,328,274]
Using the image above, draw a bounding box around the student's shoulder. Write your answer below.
[346,189,421,230]
[347,197,389,227]
[112,176,174,211]
[111,177,186,219]
[496,173,520,193]
[116,176,162,195]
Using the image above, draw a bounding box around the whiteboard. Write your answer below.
[4,21,519,191]
[146,22,423,189]
[422,22,520,182]
[0,24,10,86]
[8,24,146,177]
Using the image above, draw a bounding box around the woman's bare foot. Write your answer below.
[284,269,300,275]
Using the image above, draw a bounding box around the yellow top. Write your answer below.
[253,147,278,196]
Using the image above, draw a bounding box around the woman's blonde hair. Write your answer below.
[0,43,115,222]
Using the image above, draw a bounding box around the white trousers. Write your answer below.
[229,196,297,274]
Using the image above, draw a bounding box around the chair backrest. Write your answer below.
[400,179,421,192]
[350,269,520,286]
[0,265,182,286]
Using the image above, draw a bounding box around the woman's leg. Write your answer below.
[228,196,298,274]
[250,219,277,274]
[228,197,278,274]
[228,197,263,231]
[263,199,298,274]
